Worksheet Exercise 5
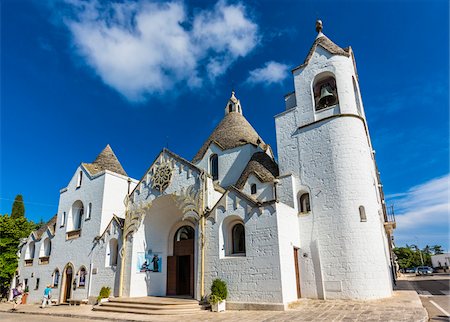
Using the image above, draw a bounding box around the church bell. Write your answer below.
[318,84,337,107]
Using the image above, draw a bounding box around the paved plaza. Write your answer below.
[0,290,428,322]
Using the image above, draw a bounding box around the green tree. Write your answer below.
[431,245,444,255]
[10,195,25,219]
[0,214,37,298]
[394,245,432,269]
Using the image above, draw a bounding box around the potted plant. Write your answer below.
[21,286,29,304]
[97,286,111,304]
[209,279,227,312]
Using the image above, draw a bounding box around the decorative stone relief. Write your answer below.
[124,200,153,238]
[173,185,201,222]
[151,161,173,192]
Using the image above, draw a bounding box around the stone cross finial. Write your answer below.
[316,20,323,33]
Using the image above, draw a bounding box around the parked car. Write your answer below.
[415,266,433,276]
[405,268,416,273]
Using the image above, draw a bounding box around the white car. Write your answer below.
[415,266,433,276]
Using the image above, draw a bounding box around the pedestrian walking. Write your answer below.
[40,284,52,308]
[11,283,23,311]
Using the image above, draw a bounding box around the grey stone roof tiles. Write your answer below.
[192,112,267,163]
[235,152,279,189]
[293,34,350,71]
[82,144,128,177]
[34,214,57,239]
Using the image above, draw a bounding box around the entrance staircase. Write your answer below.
[93,296,204,315]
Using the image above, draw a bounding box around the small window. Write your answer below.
[250,184,257,195]
[231,223,245,255]
[228,104,232,113]
[78,267,86,287]
[353,77,362,115]
[359,206,367,222]
[60,212,66,227]
[313,75,339,111]
[299,193,311,213]
[35,278,40,290]
[86,203,92,220]
[210,154,219,181]
[24,279,28,289]
[77,171,83,188]
[52,269,60,287]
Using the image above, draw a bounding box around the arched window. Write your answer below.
[26,242,35,259]
[174,226,195,242]
[231,223,245,255]
[70,201,84,231]
[250,184,257,195]
[52,269,60,287]
[107,238,119,267]
[210,154,219,181]
[228,104,232,113]
[299,193,311,213]
[313,74,339,111]
[359,206,367,222]
[78,267,86,287]
[40,238,51,257]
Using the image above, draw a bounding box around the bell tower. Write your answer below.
[275,21,394,300]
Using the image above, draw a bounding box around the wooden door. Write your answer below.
[64,268,72,302]
[166,256,177,296]
[294,248,301,298]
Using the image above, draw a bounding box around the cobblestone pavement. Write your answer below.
[0,291,428,322]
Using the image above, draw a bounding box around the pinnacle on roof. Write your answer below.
[225,90,243,115]
[82,144,128,176]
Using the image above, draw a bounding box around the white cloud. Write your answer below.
[387,174,450,248]
[245,61,289,86]
[61,0,259,102]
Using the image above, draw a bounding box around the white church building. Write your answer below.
[15,22,396,310]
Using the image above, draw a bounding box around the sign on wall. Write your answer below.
[137,251,162,273]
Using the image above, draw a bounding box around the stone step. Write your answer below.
[93,305,202,315]
[100,301,201,310]
[108,296,199,306]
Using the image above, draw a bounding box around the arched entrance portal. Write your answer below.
[60,264,73,303]
[167,226,194,297]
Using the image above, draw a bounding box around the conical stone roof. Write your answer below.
[192,112,267,163]
[235,152,279,189]
[82,144,128,176]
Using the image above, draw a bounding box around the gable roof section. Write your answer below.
[192,112,267,163]
[82,144,127,177]
[129,148,203,197]
[293,34,351,72]
[96,214,124,241]
[33,214,57,240]
[235,152,279,189]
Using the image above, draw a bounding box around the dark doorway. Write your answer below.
[294,248,301,298]
[167,226,194,297]
[177,255,191,295]
[63,266,73,302]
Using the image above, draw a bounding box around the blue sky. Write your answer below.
[1,0,448,250]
